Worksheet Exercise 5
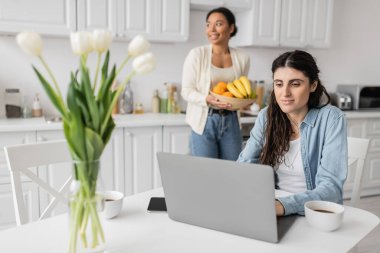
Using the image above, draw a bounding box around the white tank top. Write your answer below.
[276,138,307,193]
[210,64,235,87]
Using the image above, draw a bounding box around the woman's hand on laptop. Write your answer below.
[275,201,285,216]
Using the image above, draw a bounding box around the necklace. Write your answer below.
[287,115,301,136]
[284,148,300,170]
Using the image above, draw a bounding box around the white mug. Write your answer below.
[103,190,124,219]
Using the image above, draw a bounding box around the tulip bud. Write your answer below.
[132,52,156,75]
[92,30,113,53]
[128,35,150,57]
[16,32,43,57]
[70,31,94,56]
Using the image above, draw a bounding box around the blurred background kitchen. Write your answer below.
[0,0,379,117]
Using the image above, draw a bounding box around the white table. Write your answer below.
[0,188,378,253]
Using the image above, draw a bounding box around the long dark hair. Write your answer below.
[260,50,330,168]
[206,7,238,37]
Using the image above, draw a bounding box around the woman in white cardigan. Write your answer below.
[181,7,250,160]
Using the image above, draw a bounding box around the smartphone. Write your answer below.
[147,197,167,212]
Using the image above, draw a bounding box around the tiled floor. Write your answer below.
[344,195,380,253]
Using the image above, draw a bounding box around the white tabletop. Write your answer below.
[0,188,378,253]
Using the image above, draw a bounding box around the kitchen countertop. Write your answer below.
[0,110,378,132]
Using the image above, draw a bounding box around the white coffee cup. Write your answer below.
[304,200,344,232]
[103,190,124,219]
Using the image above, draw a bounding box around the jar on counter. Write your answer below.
[5,88,22,118]
[134,103,144,114]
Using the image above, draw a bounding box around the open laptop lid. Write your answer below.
[157,152,278,243]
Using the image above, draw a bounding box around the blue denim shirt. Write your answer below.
[237,105,348,215]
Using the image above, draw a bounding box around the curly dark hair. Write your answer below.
[206,7,238,37]
[260,50,331,168]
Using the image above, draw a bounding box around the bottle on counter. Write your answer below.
[256,80,265,109]
[171,91,181,114]
[119,81,134,114]
[31,93,43,117]
[160,89,168,113]
[152,89,160,113]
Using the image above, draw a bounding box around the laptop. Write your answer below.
[157,152,292,243]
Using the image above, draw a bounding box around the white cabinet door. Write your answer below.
[234,0,281,47]
[234,0,333,48]
[163,125,191,154]
[0,183,39,230]
[190,0,251,11]
[117,0,189,42]
[346,118,380,198]
[280,0,308,48]
[307,0,334,48]
[0,0,76,35]
[77,0,117,32]
[100,128,124,192]
[124,126,162,196]
[117,0,155,39]
[154,0,189,42]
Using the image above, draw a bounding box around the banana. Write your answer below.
[233,79,247,97]
[239,76,252,97]
[227,82,244,98]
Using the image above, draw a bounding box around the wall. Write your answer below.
[0,0,379,117]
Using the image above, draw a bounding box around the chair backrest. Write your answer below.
[347,137,370,207]
[4,140,72,226]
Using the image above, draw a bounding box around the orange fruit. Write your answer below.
[222,91,234,97]
[212,85,225,95]
[212,81,228,95]
[216,81,227,91]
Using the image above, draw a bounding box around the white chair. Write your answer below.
[4,140,72,226]
[347,137,370,207]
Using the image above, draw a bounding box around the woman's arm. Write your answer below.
[181,49,208,107]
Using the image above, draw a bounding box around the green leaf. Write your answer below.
[67,77,87,160]
[84,127,104,161]
[97,65,116,102]
[100,50,110,85]
[80,62,100,132]
[102,120,116,145]
[33,66,67,119]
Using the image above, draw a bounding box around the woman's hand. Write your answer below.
[275,200,285,216]
[206,94,232,110]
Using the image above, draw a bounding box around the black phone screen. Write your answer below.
[147,197,167,212]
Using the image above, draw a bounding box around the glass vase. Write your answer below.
[69,160,106,253]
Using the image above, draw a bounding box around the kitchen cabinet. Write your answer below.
[190,0,252,12]
[345,117,380,198]
[123,126,163,196]
[163,125,191,154]
[232,0,333,48]
[0,0,76,36]
[116,0,190,42]
[77,0,117,32]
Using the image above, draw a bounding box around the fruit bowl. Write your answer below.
[210,91,255,110]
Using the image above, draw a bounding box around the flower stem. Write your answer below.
[116,55,131,76]
[38,55,63,99]
[93,52,102,92]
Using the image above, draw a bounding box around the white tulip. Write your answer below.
[92,30,113,53]
[132,52,156,75]
[16,32,43,57]
[70,31,93,56]
[128,35,150,57]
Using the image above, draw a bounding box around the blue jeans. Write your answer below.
[190,110,242,160]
